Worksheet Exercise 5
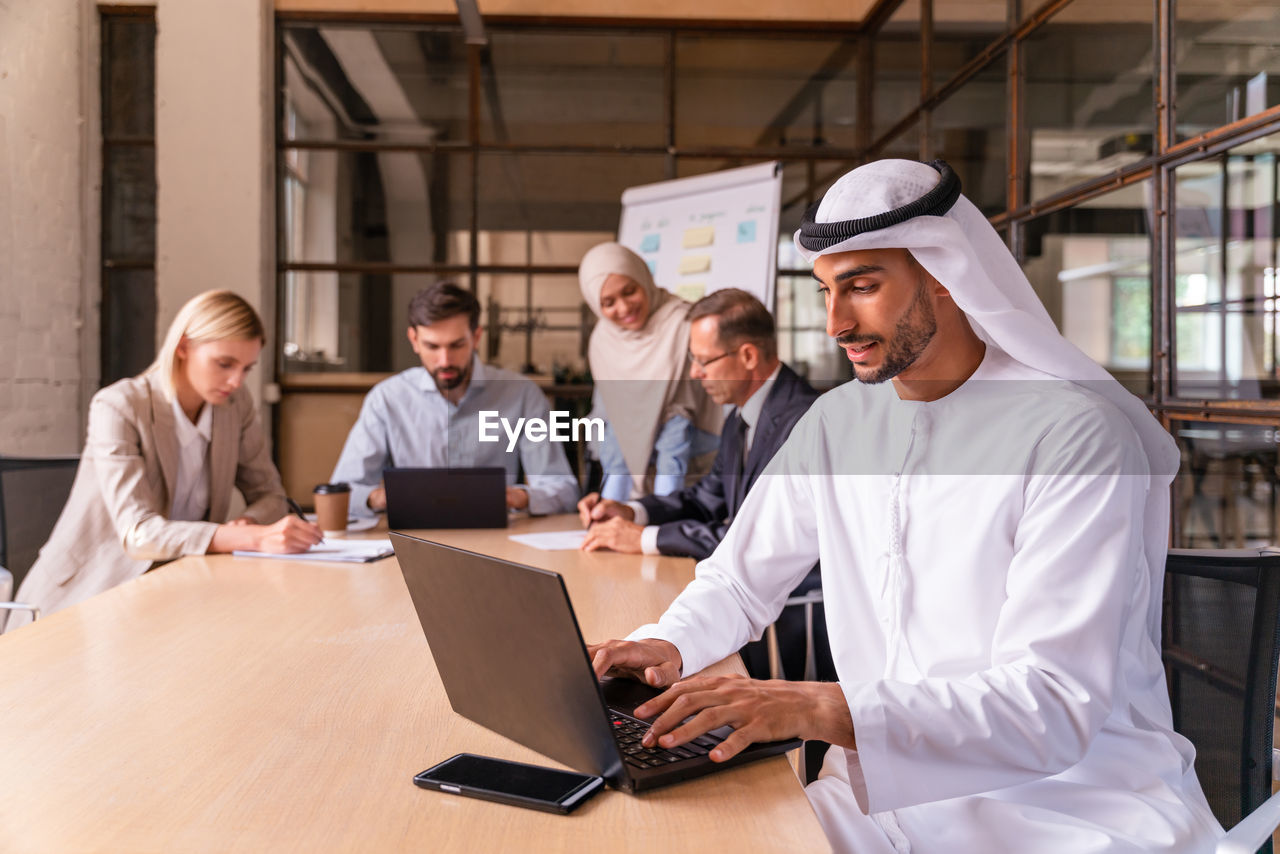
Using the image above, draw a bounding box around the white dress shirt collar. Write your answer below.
[171,396,213,444]
[738,363,782,451]
[169,396,213,522]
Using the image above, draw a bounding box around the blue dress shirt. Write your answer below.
[331,357,580,517]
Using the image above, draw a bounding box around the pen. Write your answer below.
[285,497,309,522]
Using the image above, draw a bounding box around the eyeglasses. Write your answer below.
[688,345,741,369]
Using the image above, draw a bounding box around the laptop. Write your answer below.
[390,532,800,792]
[384,467,508,530]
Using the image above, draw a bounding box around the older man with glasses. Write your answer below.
[578,287,830,684]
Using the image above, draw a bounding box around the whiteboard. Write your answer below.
[617,161,781,311]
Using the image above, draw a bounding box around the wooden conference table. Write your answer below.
[0,515,829,853]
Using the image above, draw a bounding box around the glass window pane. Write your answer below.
[774,160,856,387]
[281,149,470,265]
[874,0,922,143]
[933,1,1007,87]
[1171,419,1280,548]
[1020,179,1155,398]
[101,268,156,386]
[675,35,858,150]
[675,159,727,179]
[776,274,849,386]
[281,24,468,144]
[103,145,156,261]
[929,60,1006,216]
[525,231,617,267]
[1173,139,1280,400]
[476,273,589,375]
[476,152,665,232]
[1023,0,1154,202]
[283,271,461,374]
[1176,0,1280,139]
[102,15,155,139]
[880,120,923,162]
[481,31,664,147]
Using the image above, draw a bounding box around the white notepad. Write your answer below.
[233,538,395,563]
[507,530,587,551]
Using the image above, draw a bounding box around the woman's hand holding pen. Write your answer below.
[209,501,322,554]
[252,516,324,553]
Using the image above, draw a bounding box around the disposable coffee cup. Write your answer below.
[313,482,351,534]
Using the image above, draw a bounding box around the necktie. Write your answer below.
[730,413,748,512]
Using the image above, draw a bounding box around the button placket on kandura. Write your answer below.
[885,406,927,681]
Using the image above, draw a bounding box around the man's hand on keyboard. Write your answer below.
[632,675,857,762]
[588,638,683,688]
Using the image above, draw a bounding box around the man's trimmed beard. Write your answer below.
[840,279,937,385]
[431,358,473,392]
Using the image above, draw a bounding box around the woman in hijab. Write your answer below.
[578,242,722,501]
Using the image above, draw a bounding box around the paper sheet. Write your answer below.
[678,254,711,275]
[233,538,395,563]
[508,530,587,551]
[682,226,716,248]
[675,282,706,302]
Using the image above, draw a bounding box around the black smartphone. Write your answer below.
[413,753,605,815]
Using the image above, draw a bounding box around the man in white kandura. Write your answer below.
[588,159,1221,852]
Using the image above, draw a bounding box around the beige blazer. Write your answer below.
[8,372,288,630]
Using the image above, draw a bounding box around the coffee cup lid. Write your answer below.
[314,482,351,494]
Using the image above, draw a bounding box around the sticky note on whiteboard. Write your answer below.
[682,226,715,248]
[640,233,661,253]
[678,255,711,275]
[676,282,707,302]
[737,220,758,243]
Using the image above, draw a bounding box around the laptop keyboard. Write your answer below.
[609,711,722,770]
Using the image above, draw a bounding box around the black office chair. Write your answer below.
[1163,548,1280,854]
[0,567,40,629]
[0,455,79,592]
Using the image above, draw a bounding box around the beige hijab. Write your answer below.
[579,242,723,497]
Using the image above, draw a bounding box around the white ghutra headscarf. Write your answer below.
[795,158,1178,640]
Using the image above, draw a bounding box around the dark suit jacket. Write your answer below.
[638,363,819,561]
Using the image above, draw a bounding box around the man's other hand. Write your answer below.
[580,517,644,553]
[506,486,530,511]
[586,638,683,688]
[577,492,635,528]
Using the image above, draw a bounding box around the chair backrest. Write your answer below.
[1164,548,1280,848]
[0,456,80,591]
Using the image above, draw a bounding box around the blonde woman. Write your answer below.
[7,290,320,630]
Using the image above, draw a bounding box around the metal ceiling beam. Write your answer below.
[455,0,488,46]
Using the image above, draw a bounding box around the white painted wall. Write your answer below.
[0,0,276,455]
[155,0,275,411]
[0,0,97,455]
